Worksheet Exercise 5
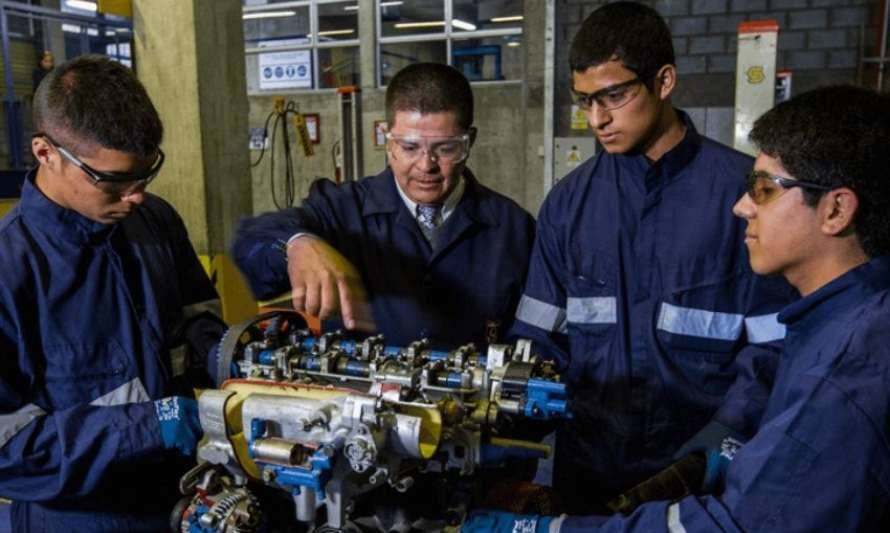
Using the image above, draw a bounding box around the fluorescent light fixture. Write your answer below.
[66,0,97,11]
[492,15,523,23]
[316,29,355,37]
[380,1,404,6]
[242,10,297,20]
[507,41,521,47]
[62,23,99,36]
[395,21,445,29]
[452,19,477,31]
[344,4,358,11]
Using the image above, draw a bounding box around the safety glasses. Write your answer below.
[745,170,832,205]
[570,77,643,111]
[36,133,164,195]
[385,133,470,164]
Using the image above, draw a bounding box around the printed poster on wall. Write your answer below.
[258,38,311,90]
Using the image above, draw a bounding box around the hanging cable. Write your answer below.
[254,99,314,210]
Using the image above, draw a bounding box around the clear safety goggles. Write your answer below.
[385,132,471,164]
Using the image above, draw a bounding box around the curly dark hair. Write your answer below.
[385,62,473,131]
[749,85,890,258]
[33,54,162,158]
[569,1,675,90]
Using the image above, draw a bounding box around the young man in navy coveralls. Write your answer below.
[508,1,796,514]
[0,55,223,532]
[466,83,890,533]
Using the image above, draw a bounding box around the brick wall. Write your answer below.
[555,0,881,135]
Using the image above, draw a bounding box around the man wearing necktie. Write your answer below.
[232,63,535,349]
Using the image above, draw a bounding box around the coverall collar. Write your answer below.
[778,255,890,328]
[362,166,499,227]
[20,168,118,245]
[613,108,704,189]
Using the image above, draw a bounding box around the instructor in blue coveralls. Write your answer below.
[466,84,890,533]
[0,56,222,532]
[509,2,796,513]
[232,63,535,348]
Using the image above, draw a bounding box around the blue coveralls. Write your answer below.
[562,256,890,532]
[232,168,536,348]
[510,113,797,509]
[0,175,220,532]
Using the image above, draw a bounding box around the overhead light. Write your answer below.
[452,19,477,31]
[492,15,523,23]
[243,10,297,20]
[344,4,358,11]
[316,29,355,37]
[380,1,404,6]
[395,21,445,29]
[66,0,97,11]
[507,41,521,47]
[62,23,99,36]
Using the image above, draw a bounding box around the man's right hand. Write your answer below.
[286,235,375,331]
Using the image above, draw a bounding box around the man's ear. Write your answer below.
[31,136,54,166]
[655,64,677,101]
[820,187,859,237]
[468,126,478,148]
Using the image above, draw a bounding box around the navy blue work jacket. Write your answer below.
[0,175,219,532]
[563,256,890,532]
[232,168,535,348]
[510,113,797,506]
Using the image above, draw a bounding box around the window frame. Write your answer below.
[375,0,523,88]
[243,0,360,93]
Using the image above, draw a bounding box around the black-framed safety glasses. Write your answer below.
[35,133,164,192]
[570,77,644,112]
[746,169,832,206]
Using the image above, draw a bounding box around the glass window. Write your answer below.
[317,2,358,42]
[380,0,445,38]
[244,1,360,92]
[380,40,447,85]
[318,46,359,88]
[452,35,523,82]
[244,5,310,46]
[452,0,523,33]
[377,0,522,87]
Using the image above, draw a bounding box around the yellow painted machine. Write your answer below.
[173,311,570,532]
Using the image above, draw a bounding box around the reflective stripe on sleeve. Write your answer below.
[657,302,744,341]
[744,312,786,343]
[667,503,688,533]
[89,378,150,407]
[0,404,46,448]
[567,296,617,324]
[183,298,222,319]
[516,295,568,334]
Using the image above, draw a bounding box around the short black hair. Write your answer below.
[385,63,473,131]
[569,2,674,90]
[750,85,890,258]
[33,54,162,158]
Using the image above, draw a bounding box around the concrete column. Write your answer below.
[133,0,256,322]
[132,0,252,255]
[358,1,376,90]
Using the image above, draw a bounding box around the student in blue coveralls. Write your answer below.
[0,55,223,532]
[464,84,890,533]
[507,2,796,514]
[232,63,535,348]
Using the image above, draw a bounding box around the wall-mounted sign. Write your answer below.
[258,38,311,90]
[304,113,320,144]
[570,104,588,130]
[374,120,388,148]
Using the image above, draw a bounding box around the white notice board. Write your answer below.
[258,38,311,90]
